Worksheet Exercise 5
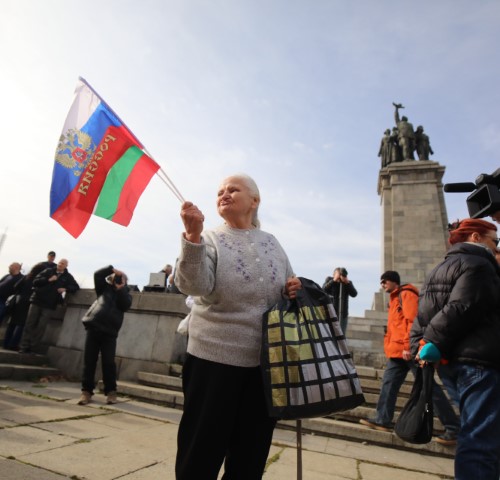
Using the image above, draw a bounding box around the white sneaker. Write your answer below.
[106,391,118,404]
[78,391,92,405]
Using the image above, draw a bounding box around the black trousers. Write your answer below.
[81,330,117,395]
[175,354,276,480]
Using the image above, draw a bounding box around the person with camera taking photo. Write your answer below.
[78,265,132,406]
[322,267,357,335]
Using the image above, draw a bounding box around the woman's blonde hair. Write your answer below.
[230,173,261,229]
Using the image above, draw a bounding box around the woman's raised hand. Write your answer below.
[181,201,205,244]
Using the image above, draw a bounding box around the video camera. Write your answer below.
[443,168,500,218]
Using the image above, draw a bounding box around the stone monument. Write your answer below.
[373,104,448,308]
[349,105,449,367]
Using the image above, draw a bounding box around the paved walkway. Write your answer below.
[0,380,454,479]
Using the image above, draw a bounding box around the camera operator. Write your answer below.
[444,169,500,265]
[322,267,358,335]
[488,209,500,265]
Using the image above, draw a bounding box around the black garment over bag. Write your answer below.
[394,363,434,444]
[81,294,111,330]
[4,294,19,314]
[261,277,365,420]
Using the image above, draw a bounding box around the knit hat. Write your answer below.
[380,270,400,285]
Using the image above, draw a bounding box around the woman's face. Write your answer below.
[479,231,500,253]
[468,230,499,253]
[216,177,258,224]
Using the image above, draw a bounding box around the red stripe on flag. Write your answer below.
[50,199,91,238]
[74,125,138,214]
[111,154,160,226]
[50,124,140,238]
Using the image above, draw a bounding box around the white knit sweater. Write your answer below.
[175,224,294,367]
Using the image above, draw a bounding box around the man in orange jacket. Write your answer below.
[360,271,459,442]
[360,271,417,430]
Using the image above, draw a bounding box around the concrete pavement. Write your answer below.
[0,380,454,479]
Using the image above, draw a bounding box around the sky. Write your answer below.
[0,0,499,317]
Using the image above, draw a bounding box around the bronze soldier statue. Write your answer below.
[415,125,434,160]
[378,129,391,167]
[393,103,415,160]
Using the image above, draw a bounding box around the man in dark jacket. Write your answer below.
[78,265,132,406]
[19,258,79,353]
[0,262,23,325]
[40,251,57,269]
[417,218,500,479]
[322,267,357,335]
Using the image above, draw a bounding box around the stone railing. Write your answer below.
[46,289,189,381]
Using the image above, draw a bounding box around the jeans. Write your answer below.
[437,362,460,407]
[453,363,500,480]
[3,323,24,350]
[0,301,6,325]
[375,358,460,434]
[81,330,117,395]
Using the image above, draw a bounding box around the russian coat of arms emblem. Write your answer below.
[55,129,96,176]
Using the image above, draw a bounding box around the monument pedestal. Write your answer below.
[348,161,449,359]
[378,160,448,290]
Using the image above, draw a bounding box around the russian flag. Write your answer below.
[50,78,159,238]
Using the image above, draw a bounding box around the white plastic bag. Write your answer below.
[177,296,194,335]
[177,313,191,335]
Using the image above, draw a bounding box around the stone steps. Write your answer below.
[0,348,62,380]
[0,363,61,380]
[109,365,455,459]
[1,310,458,459]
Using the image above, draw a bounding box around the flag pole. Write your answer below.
[78,77,185,204]
[79,77,145,148]
[0,228,8,256]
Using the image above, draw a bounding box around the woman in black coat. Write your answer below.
[416,218,500,480]
[78,265,132,406]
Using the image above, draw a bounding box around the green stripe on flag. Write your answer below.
[94,146,144,220]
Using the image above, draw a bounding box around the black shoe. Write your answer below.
[434,431,457,446]
[18,349,31,354]
[359,418,392,432]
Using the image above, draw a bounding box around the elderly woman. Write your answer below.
[174,174,301,480]
[416,218,500,480]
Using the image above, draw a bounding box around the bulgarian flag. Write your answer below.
[50,78,163,238]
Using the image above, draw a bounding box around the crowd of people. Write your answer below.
[0,252,182,352]
[1,173,499,479]
[0,252,80,353]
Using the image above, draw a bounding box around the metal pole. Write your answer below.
[338,281,344,331]
[296,420,302,480]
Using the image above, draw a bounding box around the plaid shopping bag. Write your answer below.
[261,277,365,419]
